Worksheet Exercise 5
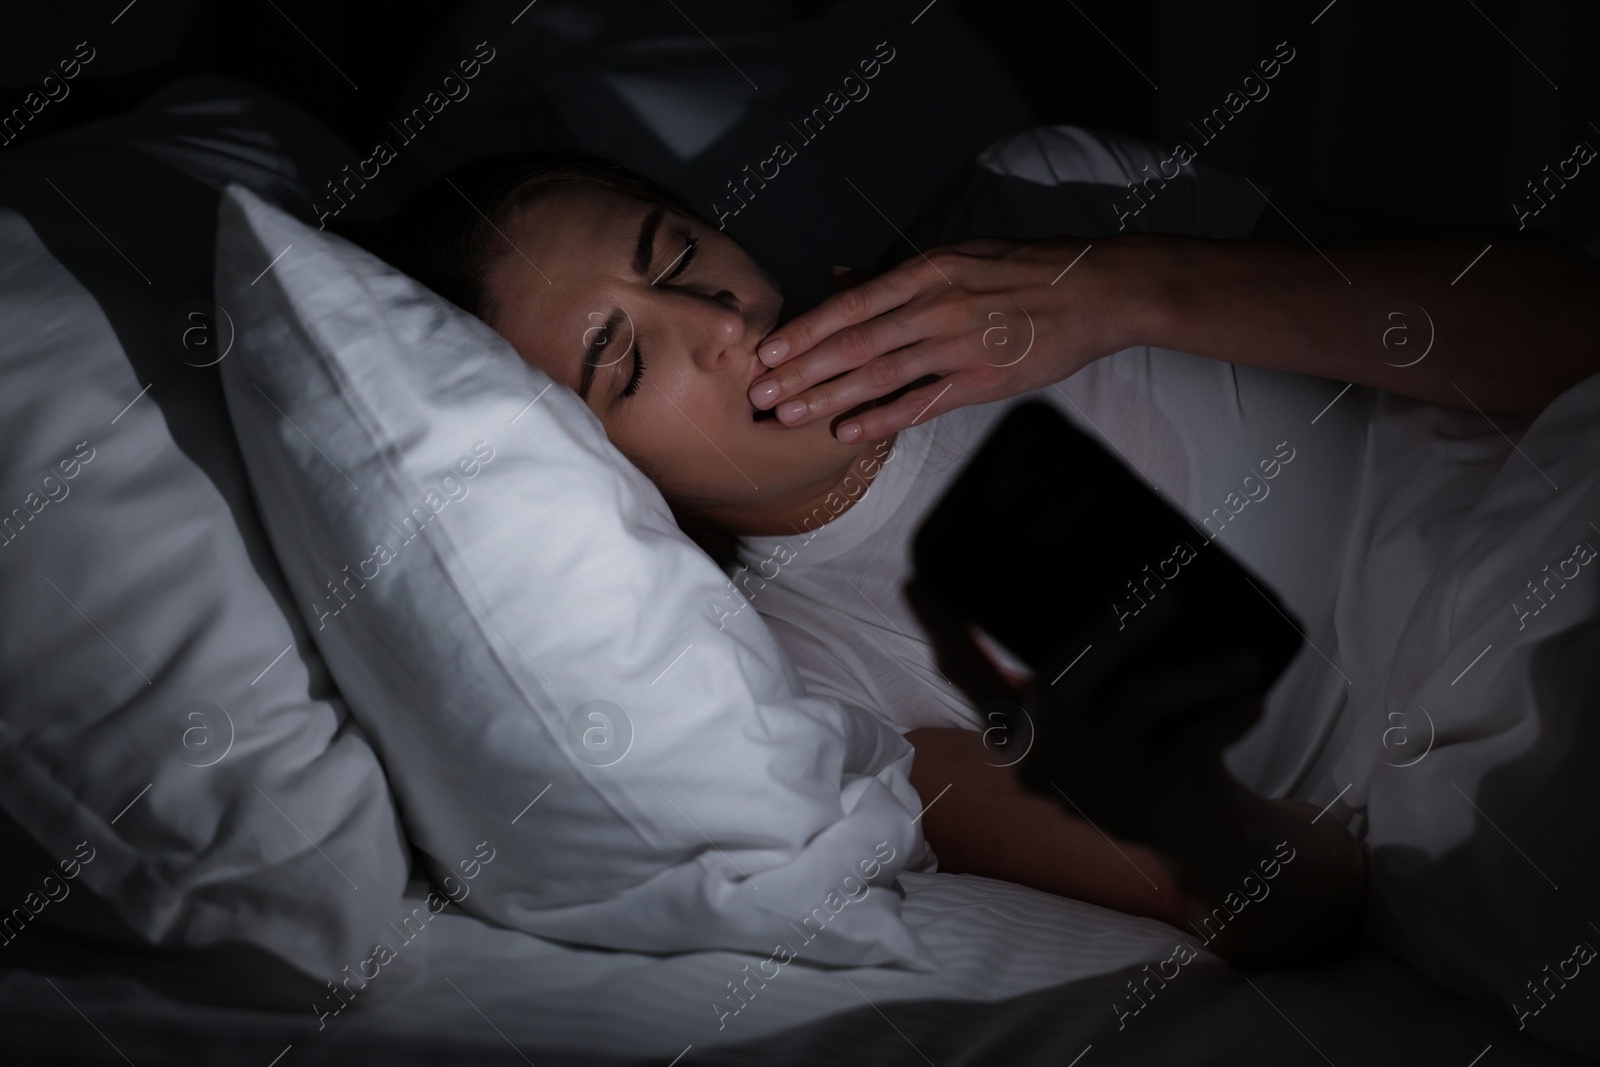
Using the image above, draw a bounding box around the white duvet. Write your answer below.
[1048,342,1600,1056]
[1325,376,1600,1051]
[1202,368,1600,1054]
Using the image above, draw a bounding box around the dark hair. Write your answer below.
[333,153,739,571]
[335,152,704,322]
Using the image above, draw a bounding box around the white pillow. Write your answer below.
[215,184,936,967]
[0,89,411,993]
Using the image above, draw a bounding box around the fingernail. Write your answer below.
[836,421,862,443]
[831,265,850,275]
[777,399,806,423]
[749,380,780,406]
[759,338,789,366]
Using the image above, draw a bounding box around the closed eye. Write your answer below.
[620,345,646,398]
[651,231,698,285]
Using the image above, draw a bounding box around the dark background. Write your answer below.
[4,0,1598,251]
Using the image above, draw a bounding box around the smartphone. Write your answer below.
[910,400,1303,701]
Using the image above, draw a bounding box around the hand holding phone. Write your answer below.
[909,400,1304,828]
[1013,588,1268,842]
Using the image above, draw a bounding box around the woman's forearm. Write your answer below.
[1112,229,1600,415]
[906,726,1366,967]
[905,727,1194,927]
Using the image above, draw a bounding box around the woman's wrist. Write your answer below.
[1059,233,1184,358]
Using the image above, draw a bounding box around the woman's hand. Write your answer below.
[1016,600,1367,967]
[906,575,1367,966]
[905,574,1263,851]
[750,236,1150,442]
[1013,593,1268,848]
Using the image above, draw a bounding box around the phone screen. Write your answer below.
[910,400,1302,692]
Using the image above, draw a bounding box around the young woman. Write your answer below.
[349,135,1600,969]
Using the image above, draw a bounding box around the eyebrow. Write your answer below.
[577,307,627,402]
[577,205,665,401]
[634,204,665,276]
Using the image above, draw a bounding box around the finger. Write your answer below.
[758,256,932,367]
[750,309,933,420]
[904,579,1028,709]
[828,372,957,443]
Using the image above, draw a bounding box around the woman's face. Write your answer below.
[483,185,866,529]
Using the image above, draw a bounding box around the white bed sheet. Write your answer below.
[0,873,1185,1063]
[1,871,1580,1066]
[352,872,1199,1055]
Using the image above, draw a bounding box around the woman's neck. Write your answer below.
[705,431,899,539]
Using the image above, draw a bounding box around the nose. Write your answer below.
[688,289,747,371]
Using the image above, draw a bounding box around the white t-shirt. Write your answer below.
[733,366,1195,734]
[731,125,1282,737]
